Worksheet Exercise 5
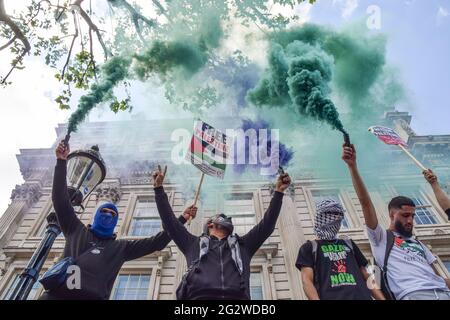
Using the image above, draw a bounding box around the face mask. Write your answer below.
[203,214,234,235]
[314,199,345,241]
[91,203,119,239]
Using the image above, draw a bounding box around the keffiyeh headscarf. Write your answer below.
[314,198,345,240]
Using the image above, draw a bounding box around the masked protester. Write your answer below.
[296,199,385,300]
[342,144,450,300]
[152,165,291,300]
[40,142,197,300]
[423,169,450,221]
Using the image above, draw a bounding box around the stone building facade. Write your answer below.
[0,111,449,300]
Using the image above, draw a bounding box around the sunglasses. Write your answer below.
[100,208,118,217]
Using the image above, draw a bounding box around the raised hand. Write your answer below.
[55,141,70,160]
[276,172,292,193]
[342,144,356,167]
[423,169,438,185]
[152,165,167,188]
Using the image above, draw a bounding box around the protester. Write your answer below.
[423,169,450,221]
[342,144,450,300]
[296,198,385,300]
[40,141,196,300]
[152,165,291,300]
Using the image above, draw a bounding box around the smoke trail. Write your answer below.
[66,13,223,133]
[247,23,388,131]
[233,118,294,175]
[133,40,208,80]
[248,39,344,132]
[67,56,132,133]
[208,53,261,108]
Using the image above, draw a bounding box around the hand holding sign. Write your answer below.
[368,125,427,171]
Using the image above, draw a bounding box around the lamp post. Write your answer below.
[9,145,106,300]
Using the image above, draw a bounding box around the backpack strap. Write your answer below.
[343,238,354,252]
[383,230,395,271]
[199,235,210,261]
[309,240,320,293]
[382,230,396,300]
[228,235,243,275]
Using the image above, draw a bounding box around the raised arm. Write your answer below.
[152,165,197,254]
[342,144,378,230]
[241,172,291,256]
[124,213,194,261]
[52,141,83,236]
[424,169,450,219]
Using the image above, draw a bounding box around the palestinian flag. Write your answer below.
[185,120,230,179]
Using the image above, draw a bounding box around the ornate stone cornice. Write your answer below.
[94,183,122,204]
[10,183,42,206]
[0,251,13,276]
[267,183,295,199]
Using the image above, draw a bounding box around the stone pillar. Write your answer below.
[0,183,42,249]
[273,184,307,300]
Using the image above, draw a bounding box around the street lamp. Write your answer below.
[9,145,106,300]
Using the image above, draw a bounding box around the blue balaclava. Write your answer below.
[91,202,119,239]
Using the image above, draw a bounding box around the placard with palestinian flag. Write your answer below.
[368,125,407,147]
[185,120,230,179]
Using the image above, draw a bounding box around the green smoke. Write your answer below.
[67,13,223,133]
[247,23,388,130]
[133,14,222,80]
[67,56,132,133]
[133,40,208,80]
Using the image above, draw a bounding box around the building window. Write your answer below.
[129,197,161,236]
[395,187,439,225]
[250,272,264,300]
[443,261,450,274]
[110,274,151,300]
[311,190,350,229]
[222,193,256,235]
[2,274,42,300]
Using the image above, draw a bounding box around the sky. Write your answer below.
[0,0,449,216]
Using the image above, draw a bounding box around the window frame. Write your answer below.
[0,267,45,300]
[391,185,444,225]
[120,193,165,238]
[109,269,156,300]
[212,190,262,236]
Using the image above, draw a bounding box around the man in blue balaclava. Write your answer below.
[90,202,120,239]
[39,141,197,300]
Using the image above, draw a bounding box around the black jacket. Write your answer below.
[154,186,284,300]
[40,159,185,300]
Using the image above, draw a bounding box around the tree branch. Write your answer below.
[151,0,172,22]
[0,0,32,84]
[112,0,157,43]
[71,0,111,59]
[0,35,16,51]
[61,10,79,79]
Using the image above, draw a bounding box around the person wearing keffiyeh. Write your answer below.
[313,198,345,240]
[295,198,385,300]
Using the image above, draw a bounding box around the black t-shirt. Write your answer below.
[296,239,372,300]
[446,208,450,220]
